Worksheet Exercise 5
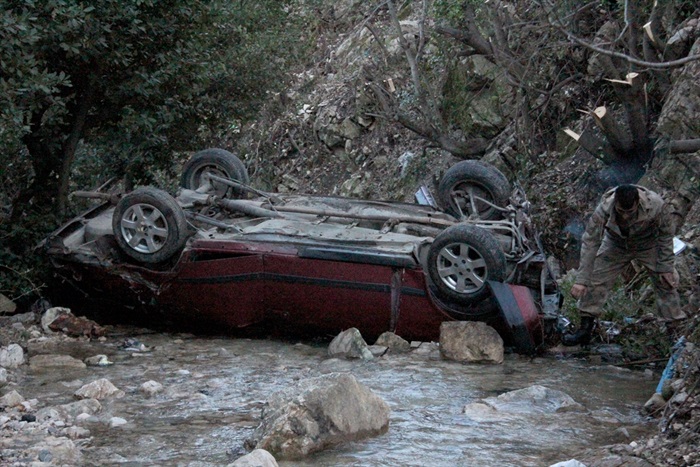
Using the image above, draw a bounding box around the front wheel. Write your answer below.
[427,224,507,305]
[112,187,189,264]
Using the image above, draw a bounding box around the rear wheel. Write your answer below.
[181,148,249,198]
[112,187,189,264]
[427,224,507,304]
[437,161,511,220]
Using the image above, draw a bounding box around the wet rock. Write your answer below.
[29,436,82,465]
[328,328,373,360]
[84,354,113,366]
[228,449,279,467]
[0,343,25,368]
[74,378,125,400]
[0,389,24,408]
[109,416,127,427]
[30,354,87,370]
[367,345,388,357]
[479,385,582,414]
[36,399,102,422]
[439,321,504,364]
[549,460,587,467]
[374,332,411,353]
[248,373,390,460]
[0,293,17,313]
[140,380,163,397]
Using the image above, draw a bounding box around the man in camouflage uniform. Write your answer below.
[562,184,686,346]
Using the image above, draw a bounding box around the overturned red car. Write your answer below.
[42,149,560,353]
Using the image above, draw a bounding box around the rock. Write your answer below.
[0,390,24,408]
[74,378,125,400]
[36,399,102,422]
[374,332,411,353]
[549,460,587,467]
[0,293,17,313]
[41,307,72,333]
[248,373,390,459]
[439,321,504,364]
[478,385,582,414]
[30,354,87,370]
[140,380,163,397]
[0,343,25,368]
[43,307,106,337]
[328,328,373,360]
[30,436,82,465]
[0,367,7,386]
[228,449,279,467]
[84,354,113,366]
[367,345,388,357]
[64,426,91,439]
[109,416,127,427]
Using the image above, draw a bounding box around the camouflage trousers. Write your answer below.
[578,239,686,321]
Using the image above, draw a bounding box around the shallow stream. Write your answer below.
[19,330,657,466]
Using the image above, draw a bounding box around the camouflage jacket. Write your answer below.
[576,185,675,286]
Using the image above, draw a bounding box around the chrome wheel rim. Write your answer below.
[436,242,488,294]
[119,203,169,254]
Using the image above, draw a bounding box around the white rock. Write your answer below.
[0,344,25,368]
[109,417,127,427]
[328,328,373,360]
[74,378,124,400]
[84,354,113,366]
[41,307,72,333]
[548,460,587,467]
[228,449,279,467]
[479,385,582,414]
[0,367,8,385]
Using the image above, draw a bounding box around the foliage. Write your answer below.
[0,0,313,301]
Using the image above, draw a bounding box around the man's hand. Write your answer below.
[571,284,587,299]
[661,271,679,288]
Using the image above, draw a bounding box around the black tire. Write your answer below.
[427,224,507,305]
[112,187,189,264]
[437,160,511,220]
[181,148,249,198]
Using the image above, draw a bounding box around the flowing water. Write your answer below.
[19,330,657,466]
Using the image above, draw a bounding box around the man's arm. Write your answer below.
[576,204,607,286]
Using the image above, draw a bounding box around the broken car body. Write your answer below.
[42,149,560,353]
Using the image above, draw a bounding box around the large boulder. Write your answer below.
[439,321,504,364]
[374,332,411,353]
[247,373,390,459]
[328,328,373,360]
[29,354,87,370]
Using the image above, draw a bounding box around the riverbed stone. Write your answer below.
[36,399,102,422]
[548,460,587,467]
[74,378,125,400]
[439,321,504,364]
[140,380,163,397]
[374,332,411,353]
[30,354,86,370]
[248,372,390,459]
[29,436,82,465]
[328,328,373,360]
[0,367,7,386]
[41,307,72,333]
[109,416,127,427]
[228,449,279,467]
[84,354,113,366]
[0,344,25,368]
[479,385,582,414]
[0,293,17,313]
[0,390,24,408]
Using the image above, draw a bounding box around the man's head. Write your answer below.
[614,184,639,222]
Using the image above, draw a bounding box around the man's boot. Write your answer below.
[562,316,596,346]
